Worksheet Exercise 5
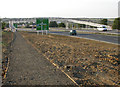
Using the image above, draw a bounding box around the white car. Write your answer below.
[97,25,107,31]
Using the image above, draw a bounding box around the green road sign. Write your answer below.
[13,23,17,28]
[36,18,49,30]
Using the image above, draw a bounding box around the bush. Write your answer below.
[58,23,66,28]
[100,19,108,25]
[112,17,120,30]
[2,22,6,29]
[49,21,58,27]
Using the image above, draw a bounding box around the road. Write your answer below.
[77,29,120,34]
[50,28,120,34]
[17,28,120,45]
[49,31,119,45]
[3,32,75,85]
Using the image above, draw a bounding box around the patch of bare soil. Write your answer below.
[21,32,119,86]
[2,31,13,81]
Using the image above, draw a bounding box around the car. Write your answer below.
[97,25,107,31]
[70,30,77,35]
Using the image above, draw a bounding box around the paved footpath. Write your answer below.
[4,32,75,85]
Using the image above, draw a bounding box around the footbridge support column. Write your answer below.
[66,22,69,29]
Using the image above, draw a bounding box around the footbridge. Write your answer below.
[66,19,112,30]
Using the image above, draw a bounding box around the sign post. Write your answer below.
[36,18,49,35]
[37,31,39,35]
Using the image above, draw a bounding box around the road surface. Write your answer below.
[49,31,119,45]
[3,32,75,85]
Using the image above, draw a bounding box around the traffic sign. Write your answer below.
[13,23,17,28]
[36,18,49,30]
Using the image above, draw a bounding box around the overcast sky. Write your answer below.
[0,0,119,18]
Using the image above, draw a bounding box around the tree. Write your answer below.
[58,23,66,28]
[49,21,58,27]
[30,22,34,25]
[2,22,6,29]
[6,23,9,28]
[100,19,108,25]
[0,19,1,29]
[112,17,120,30]
[24,22,28,27]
